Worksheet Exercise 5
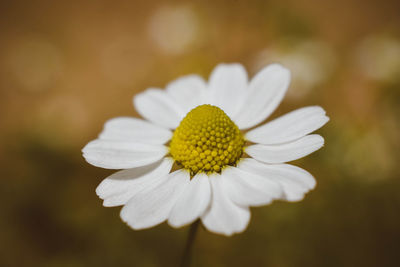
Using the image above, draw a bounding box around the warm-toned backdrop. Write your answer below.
[1,0,399,266]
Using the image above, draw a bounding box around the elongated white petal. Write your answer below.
[96,158,174,207]
[99,117,173,145]
[208,63,248,119]
[201,173,250,236]
[134,88,185,129]
[166,75,208,114]
[235,64,291,129]
[82,139,168,169]
[246,106,329,145]
[246,134,324,164]
[168,173,211,228]
[238,158,316,202]
[120,169,190,230]
[222,166,283,206]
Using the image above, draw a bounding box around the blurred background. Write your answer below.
[0,0,399,266]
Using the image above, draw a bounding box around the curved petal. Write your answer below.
[99,117,173,145]
[238,158,316,202]
[96,158,174,207]
[168,173,211,228]
[201,173,250,236]
[208,63,248,119]
[134,88,185,129]
[82,139,168,169]
[235,64,291,129]
[245,106,329,144]
[222,166,283,207]
[120,169,190,230]
[246,134,324,164]
[166,74,208,114]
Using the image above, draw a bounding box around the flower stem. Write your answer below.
[180,219,200,267]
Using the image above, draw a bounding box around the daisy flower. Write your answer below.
[82,63,329,236]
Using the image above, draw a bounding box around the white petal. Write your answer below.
[99,117,173,145]
[239,158,316,202]
[246,106,329,145]
[82,139,168,169]
[120,169,190,230]
[246,134,324,164]
[201,173,250,236]
[208,63,248,119]
[222,166,283,207]
[96,158,174,207]
[166,75,207,114]
[168,173,211,228]
[134,88,185,129]
[235,64,291,129]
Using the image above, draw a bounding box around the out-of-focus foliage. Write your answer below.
[0,0,399,266]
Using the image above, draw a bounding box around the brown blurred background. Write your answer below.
[1,0,399,266]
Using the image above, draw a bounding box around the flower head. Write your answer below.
[82,63,329,236]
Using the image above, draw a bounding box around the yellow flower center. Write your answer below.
[170,104,244,175]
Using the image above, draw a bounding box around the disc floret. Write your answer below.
[170,104,244,175]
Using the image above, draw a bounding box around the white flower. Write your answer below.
[82,63,329,236]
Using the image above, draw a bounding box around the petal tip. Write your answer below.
[167,219,189,229]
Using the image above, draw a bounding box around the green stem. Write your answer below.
[180,220,200,267]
